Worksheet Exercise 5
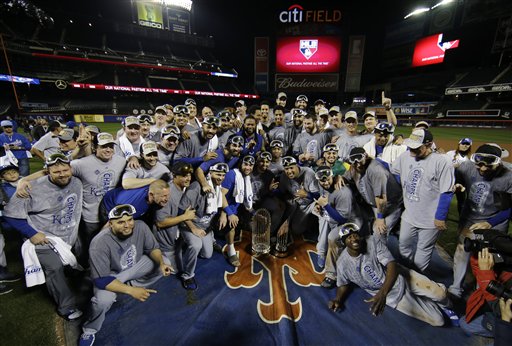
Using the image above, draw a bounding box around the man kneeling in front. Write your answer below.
[79,204,173,346]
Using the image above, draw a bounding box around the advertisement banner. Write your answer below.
[412,33,459,67]
[366,104,435,116]
[74,114,105,123]
[136,1,164,29]
[445,83,512,95]
[446,109,501,117]
[276,36,341,73]
[0,74,40,84]
[275,73,338,92]
[167,7,190,34]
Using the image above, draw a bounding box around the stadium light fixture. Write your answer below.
[404,7,430,19]
[431,0,454,10]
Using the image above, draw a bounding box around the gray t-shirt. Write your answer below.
[155,182,186,251]
[32,132,60,158]
[335,133,373,161]
[457,161,512,223]
[174,132,216,161]
[71,155,126,223]
[4,176,83,245]
[89,220,158,279]
[279,166,319,207]
[391,151,454,228]
[319,185,362,229]
[122,162,170,180]
[178,181,216,230]
[292,131,329,163]
[336,235,405,308]
[344,160,403,214]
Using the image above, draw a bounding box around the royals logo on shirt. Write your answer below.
[121,244,137,270]
[300,40,318,60]
[469,181,490,214]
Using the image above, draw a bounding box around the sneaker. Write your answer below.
[441,307,460,327]
[59,309,83,321]
[0,270,21,283]
[181,277,198,291]
[321,277,336,289]
[79,333,96,346]
[317,255,326,269]
[0,283,13,295]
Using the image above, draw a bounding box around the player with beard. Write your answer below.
[216,110,236,148]
[137,114,156,141]
[267,105,286,143]
[236,115,264,157]
[157,125,181,167]
[283,108,307,156]
[343,147,403,239]
[315,143,346,177]
[268,140,285,176]
[4,153,84,321]
[313,166,364,285]
[172,105,197,135]
[328,223,457,327]
[174,116,220,168]
[79,204,172,346]
[122,141,170,189]
[390,129,455,273]
[335,111,373,162]
[448,143,512,298]
[195,134,243,194]
[293,113,329,168]
[363,122,407,167]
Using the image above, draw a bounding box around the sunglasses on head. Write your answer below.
[315,169,333,182]
[173,105,190,115]
[471,153,501,167]
[375,122,395,133]
[210,163,229,173]
[45,153,70,167]
[347,152,366,164]
[108,204,136,220]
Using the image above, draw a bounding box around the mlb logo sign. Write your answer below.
[300,40,318,60]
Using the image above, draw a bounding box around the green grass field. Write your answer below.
[1,123,511,345]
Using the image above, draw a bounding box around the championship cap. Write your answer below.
[403,129,434,149]
[277,92,287,100]
[97,132,115,146]
[123,116,140,128]
[344,111,358,121]
[58,128,76,141]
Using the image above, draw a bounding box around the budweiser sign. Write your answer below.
[275,73,338,92]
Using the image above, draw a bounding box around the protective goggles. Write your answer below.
[338,223,360,240]
[173,105,190,116]
[270,140,284,149]
[45,153,70,167]
[347,152,367,164]
[291,108,307,118]
[296,95,308,102]
[315,168,333,182]
[323,143,339,153]
[282,156,297,167]
[227,135,244,146]
[242,155,256,165]
[161,125,180,136]
[108,204,136,220]
[185,98,196,106]
[137,114,155,125]
[217,110,233,120]
[471,153,501,166]
[259,151,272,161]
[210,163,229,173]
[374,122,395,133]
[203,117,221,127]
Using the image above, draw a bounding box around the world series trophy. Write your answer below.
[272,219,290,258]
[251,208,271,256]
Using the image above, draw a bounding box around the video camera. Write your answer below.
[486,280,512,301]
[464,229,512,266]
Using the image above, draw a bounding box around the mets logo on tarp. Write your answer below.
[300,40,318,60]
[225,231,323,323]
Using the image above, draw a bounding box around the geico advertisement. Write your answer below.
[137,1,164,29]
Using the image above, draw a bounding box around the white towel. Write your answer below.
[118,134,145,158]
[205,173,223,214]
[0,150,18,167]
[207,135,219,152]
[233,169,253,210]
[21,236,81,287]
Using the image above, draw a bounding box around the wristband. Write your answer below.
[377,213,384,219]
[385,106,391,111]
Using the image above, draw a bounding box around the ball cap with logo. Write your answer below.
[58,128,76,141]
[1,120,13,127]
[140,141,158,155]
[171,161,193,176]
[235,100,245,107]
[277,92,287,100]
[123,116,140,128]
[344,111,358,121]
[362,111,376,120]
[329,106,340,114]
[97,132,116,146]
[403,129,434,149]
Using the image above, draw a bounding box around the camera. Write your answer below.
[464,229,512,255]
[486,280,512,300]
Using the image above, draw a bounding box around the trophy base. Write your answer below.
[271,245,292,258]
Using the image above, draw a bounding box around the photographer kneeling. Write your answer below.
[461,231,512,343]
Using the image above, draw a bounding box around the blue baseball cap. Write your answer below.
[459,138,472,145]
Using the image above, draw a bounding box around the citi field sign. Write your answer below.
[279,4,341,23]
